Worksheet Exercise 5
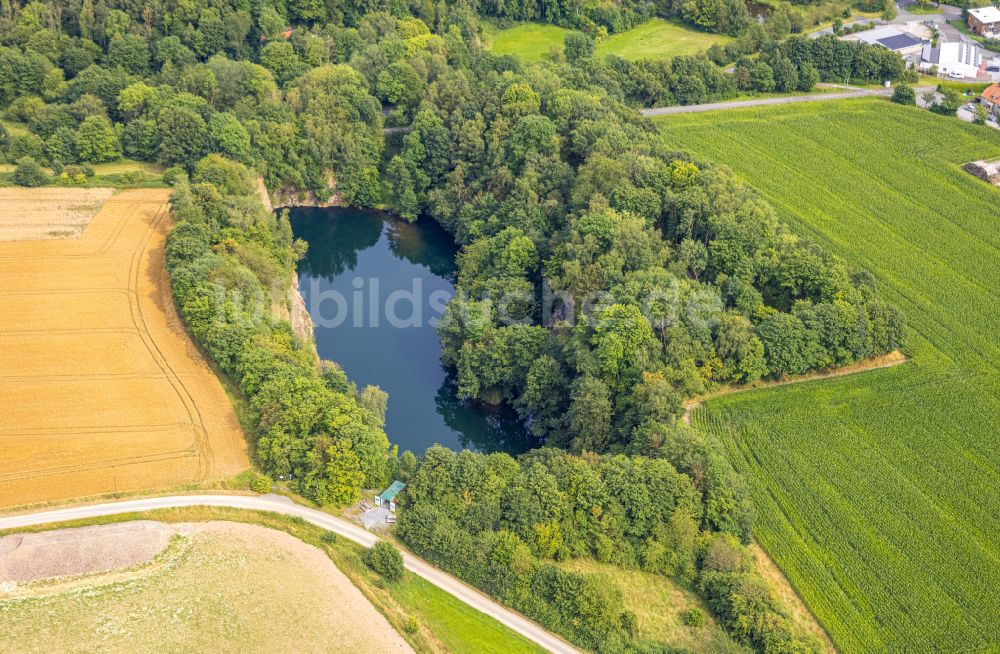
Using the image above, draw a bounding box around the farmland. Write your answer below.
[656,99,1000,653]
[0,522,413,653]
[0,188,113,241]
[488,19,729,63]
[0,507,550,654]
[0,189,249,509]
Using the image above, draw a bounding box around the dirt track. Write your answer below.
[682,350,908,424]
[0,189,248,509]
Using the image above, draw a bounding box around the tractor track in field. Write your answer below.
[0,189,247,507]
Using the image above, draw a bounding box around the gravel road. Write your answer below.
[0,494,583,654]
[641,88,890,116]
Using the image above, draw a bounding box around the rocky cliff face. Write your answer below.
[256,177,316,345]
[258,173,341,210]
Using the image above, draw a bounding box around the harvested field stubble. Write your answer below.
[0,188,114,242]
[0,189,248,509]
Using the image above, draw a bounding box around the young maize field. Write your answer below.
[656,99,1000,654]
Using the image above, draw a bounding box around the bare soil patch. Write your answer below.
[0,521,414,654]
[963,159,1000,187]
[0,189,249,509]
[0,521,172,584]
[0,188,114,242]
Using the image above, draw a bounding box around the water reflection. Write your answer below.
[294,206,383,280]
[435,374,535,454]
[290,206,537,455]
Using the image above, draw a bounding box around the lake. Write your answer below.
[291,206,536,455]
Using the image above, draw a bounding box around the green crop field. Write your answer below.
[656,99,1000,654]
[488,19,729,63]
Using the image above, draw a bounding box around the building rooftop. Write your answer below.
[378,480,406,503]
[877,33,923,51]
[982,83,1000,104]
[855,26,924,51]
[922,42,985,78]
[969,7,1000,23]
[856,26,906,44]
[928,42,984,65]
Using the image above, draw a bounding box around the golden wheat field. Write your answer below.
[0,188,115,242]
[0,188,249,509]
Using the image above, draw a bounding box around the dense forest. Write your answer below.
[0,0,909,195]
[394,50,905,451]
[0,1,907,652]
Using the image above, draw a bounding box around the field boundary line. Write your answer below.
[0,373,169,382]
[683,350,908,423]
[0,288,129,296]
[641,90,883,117]
[0,200,142,260]
[0,423,193,436]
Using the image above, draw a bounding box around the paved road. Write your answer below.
[808,2,968,42]
[957,103,1000,128]
[809,15,880,39]
[641,88,888,116]
[894,0,962,26]
[642,83,941,116]
[0,494,582,654]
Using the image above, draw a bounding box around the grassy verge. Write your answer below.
[597,19,731,60]
[905,3,942,14]
[682,351,907,419]
[938,0,992,7]
[935,80,993,95]
[0,507,547,654]
[0,158,165,176]
[803,11,881,34]
[0,176,168,188]
[0,159,166,188]
[727,85,847,102]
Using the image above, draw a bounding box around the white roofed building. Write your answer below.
[921,42,986,79]
[968,7,1000,37]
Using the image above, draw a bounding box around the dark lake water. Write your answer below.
[291,206,536,455]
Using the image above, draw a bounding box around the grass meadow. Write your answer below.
[488,19,730,63]
[656,99,1000,654]
[558,558,752,654]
